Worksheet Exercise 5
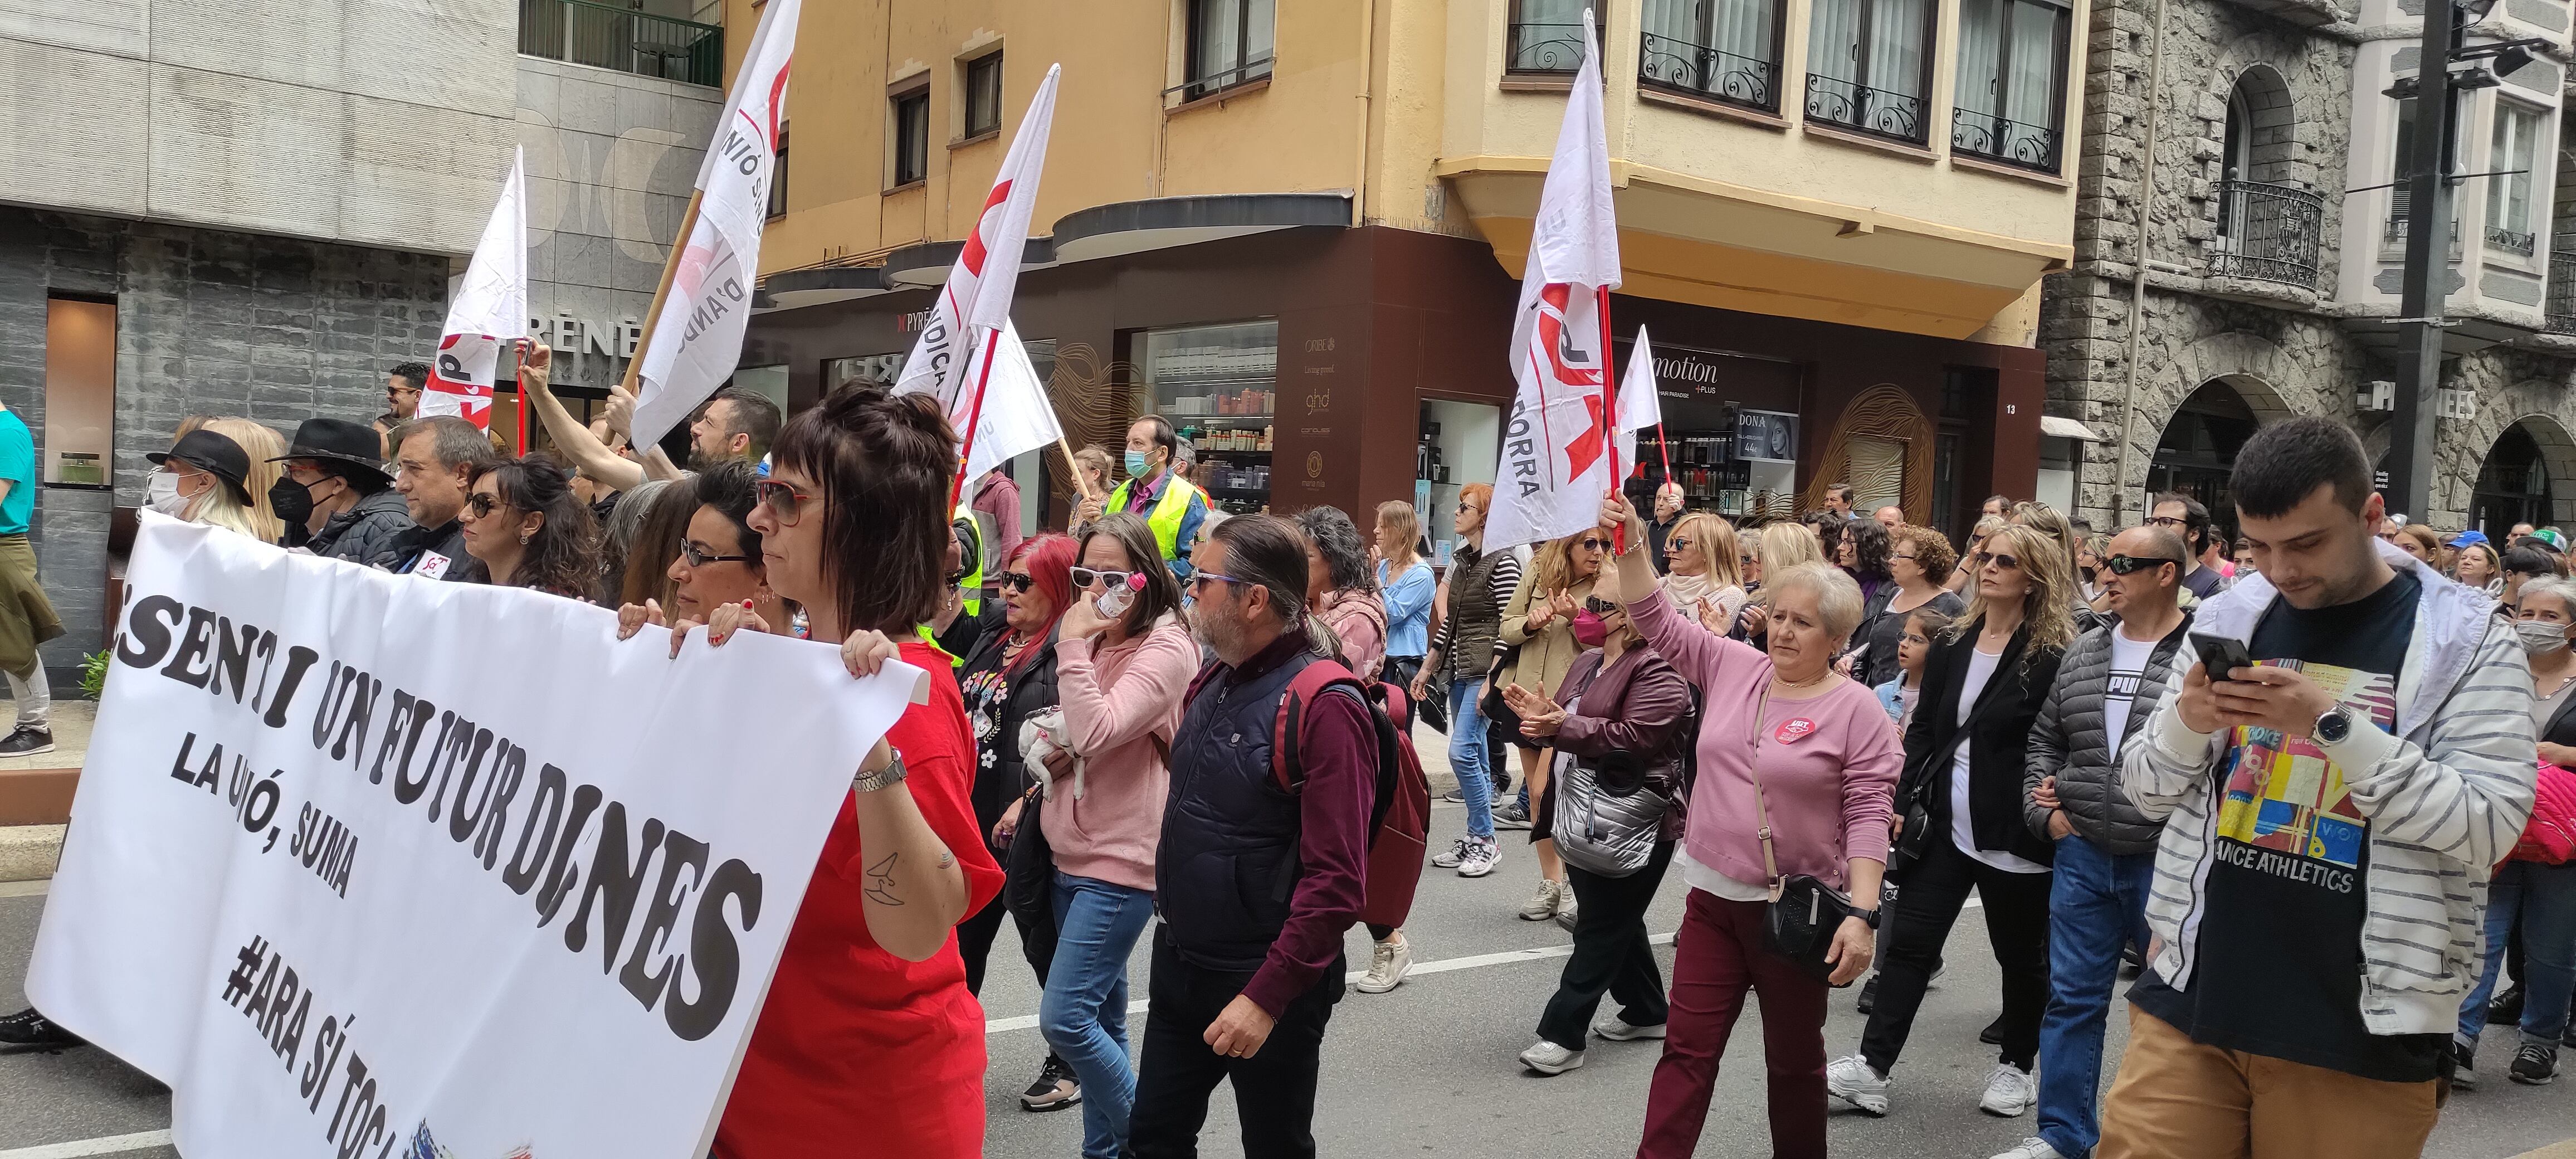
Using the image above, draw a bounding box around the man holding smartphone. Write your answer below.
[2102,417,2535,1158]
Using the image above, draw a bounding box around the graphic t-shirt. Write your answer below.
[2101,629,2159,754]
[0,411,36,535]
[2130,568,2444,1082]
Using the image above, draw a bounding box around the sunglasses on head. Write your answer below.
[999,572,1037,594]
[1972,550,2022,571]
[681,541,754,568]
[2102,554,2179,575]
[753,480,813,525]
[1071,566,1144,591]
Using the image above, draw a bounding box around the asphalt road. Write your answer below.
[8,811,2576,1157]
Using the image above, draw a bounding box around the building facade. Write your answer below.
[2043,0,2576,538]
[736,0,2094,550]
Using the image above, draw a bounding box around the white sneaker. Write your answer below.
[1518,878,1565,921]
[1979,1062,2037,1117]
[1825,1053,1891,1116]
[1456,836,1499,878]
[1593,1015,1667,1041]
[1519,1039,1585,1075]
[1430,837,1474,869]
[1989,1138,2068,1159]
[1356,937,1413,994]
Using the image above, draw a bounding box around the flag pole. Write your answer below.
[950,325,1003,511]
[620,188,708,396]
[511,342,529,455]
[1058,434,1095,503]
[1597,284,1623,552]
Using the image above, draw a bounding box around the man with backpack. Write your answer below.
[1126,515,1383,1159]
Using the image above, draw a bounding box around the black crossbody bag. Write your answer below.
[1745,688,1859,986]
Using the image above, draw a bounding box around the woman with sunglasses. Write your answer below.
[1024,510,1194,1159]
[692,386,1004,1159]
[458,456,598,598]
[1413,483,1520,879]
[1827,522,2074,1123]
[1660,513,1747,635]
[1496,526,1615,927]
[1501,593,1693,1077]
[957,534,1077,988]
[613,463,792,639]
[1857,525,1962,688]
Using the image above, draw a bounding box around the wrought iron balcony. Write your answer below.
[2489,225,2537,256]
[520,0,721,87]
[2207,179,2323,290]
[1950,106,2060,172]
[2549,251,2576,335]
[1638,31,1778,113]
[1508,21,1594,74]
[1804,74,1927,144]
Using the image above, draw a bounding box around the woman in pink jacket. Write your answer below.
[1599,494,1900,1159]
[1037,511,1200,1159]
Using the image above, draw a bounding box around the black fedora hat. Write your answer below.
[146,429,253,507]
[269,418,391,485]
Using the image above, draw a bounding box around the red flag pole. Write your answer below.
[511,341,529,456]
[949,325,1002,512]
[1598,284,1622,553]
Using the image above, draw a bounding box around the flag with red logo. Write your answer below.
[419,147,526,429]
[892,64,1061,503]
[631,0,802,448]
[1485,11,1622,552]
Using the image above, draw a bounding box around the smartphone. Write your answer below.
[2190,631,2256,682]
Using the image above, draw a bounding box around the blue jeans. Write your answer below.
[1449,678,1495,839]
[2458,859,2576,1049]
[1042,871,1156,1159]
[2036,834,2155,1159]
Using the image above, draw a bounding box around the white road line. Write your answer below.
[0,1129,174,1159]
[984,933,1679,1034]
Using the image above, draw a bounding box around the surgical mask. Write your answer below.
[2519,619,2571,655]
[270,476,318,527]
[1570,609,1609,649]
[1124,450,1153,479]
[146,471,191,516]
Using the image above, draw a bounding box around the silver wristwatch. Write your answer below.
[851,749,909,794]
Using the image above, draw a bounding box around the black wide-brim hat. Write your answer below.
[267,417,391,485]
[146,428,254,507]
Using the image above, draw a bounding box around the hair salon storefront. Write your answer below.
[744,196,2046,554]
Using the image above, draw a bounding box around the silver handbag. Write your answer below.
[1553,753,1670,878]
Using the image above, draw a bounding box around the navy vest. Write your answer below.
[1156,648,1318,973]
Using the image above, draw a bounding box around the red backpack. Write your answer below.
[1270,663,1433,931]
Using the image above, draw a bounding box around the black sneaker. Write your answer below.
[1019,1052,1081,1112]
[1856,974,1879,1014]
[0,1006,81,1050]
[2513,1042,2559,1085]
[2490,983,2526,1026]
[1441,787,1465,803]
[0,727,53,757]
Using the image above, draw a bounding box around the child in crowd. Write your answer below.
[1872,606,1951,735]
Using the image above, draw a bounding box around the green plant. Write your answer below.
[79,649,108,700]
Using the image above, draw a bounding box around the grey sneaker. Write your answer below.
[1494,802,1533,830]
[1979,1063,2037,1117]
[1518,1039,1585,1075]
[1826,1053,1891,1116]
[1518,878,1565,921]
[1592,1015,1667,1041]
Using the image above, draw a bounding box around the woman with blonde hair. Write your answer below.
[1827,522,2074,1122]
[1948,514,2008,593]
[198,417,287,543]
[1375,500,1437,688]
[1494,525,1615,927]
[146,428,264,540]
[1661,512,1747,634]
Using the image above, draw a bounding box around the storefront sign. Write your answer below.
[1737,410,1799,463]
[30,515,920,1159]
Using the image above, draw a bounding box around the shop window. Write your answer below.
[1140,320,1277,515]
[1640,0,1780,112]
[891,90,930,188]
[1950,0,2066,170]
[1510,0,1605,75]
[1804,0,1934,144]
[43,296,115,486]
[2488,100,2543,256]
[1184,0,1275,99]
[964,52,1004,139]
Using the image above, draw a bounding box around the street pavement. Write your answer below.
[9,797,2576,1156]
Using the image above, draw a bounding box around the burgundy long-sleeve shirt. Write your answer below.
[1219,632,1379,1017]
[972,471,1023,570]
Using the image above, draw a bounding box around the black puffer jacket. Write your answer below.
[308,488,413,566]
[2021,611,2193,855]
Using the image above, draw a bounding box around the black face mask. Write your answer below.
[270,476,318,526]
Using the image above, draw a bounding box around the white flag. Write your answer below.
[1485,11,1622,552]
[633,0,802,448]
[1617,325,1661,434]
[893,64,1061,417]
[421,147,527,429]
[961,322,1066,482]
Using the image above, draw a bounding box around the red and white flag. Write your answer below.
[632,0,801,447]
[1485,11,1623,551]
[421,147,527,429]
[893,62,1060,465]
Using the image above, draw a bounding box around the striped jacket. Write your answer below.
[2120,541,2535,1036]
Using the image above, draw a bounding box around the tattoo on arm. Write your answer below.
[936,850,953,870]
[863,851,904,907]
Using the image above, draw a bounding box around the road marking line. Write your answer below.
[0,1129,173,1158]
[984,933,1679,1034]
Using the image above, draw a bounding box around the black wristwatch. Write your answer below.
[1849,906,1882,929]
[2314,706,2354,746]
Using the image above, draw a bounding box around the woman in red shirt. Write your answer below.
[685,386,1004,1159]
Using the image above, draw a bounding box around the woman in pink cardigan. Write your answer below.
[1599,495,1900,1159]
[1037,512,1201,1159]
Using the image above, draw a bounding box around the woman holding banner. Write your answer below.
[690,384,1006,1159]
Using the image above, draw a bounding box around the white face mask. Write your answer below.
[146,470,192,516]
[2518,619,2571,656]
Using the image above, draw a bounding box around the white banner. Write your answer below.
[635,0,803,449]
[423,148,529,430]
[1486,11,1623,552]
[30,514,921,1159]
